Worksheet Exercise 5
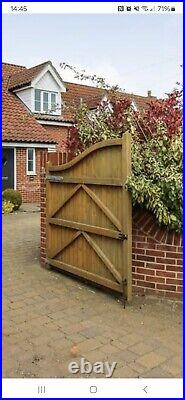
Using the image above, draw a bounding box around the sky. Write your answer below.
[2,13,183,98]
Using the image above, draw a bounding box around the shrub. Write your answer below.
[2,200,14,214]
[66,98,133,155]
[2,189,22,211]
[126,128,182,232]
[136,90,182,139]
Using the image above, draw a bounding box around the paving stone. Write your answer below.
[119,333,141,347]
[141,366,174,378]
[2,211,182,378]
[110,339,133,351]
[128,360,148,375]
[136,351,167,369]
[82,349,107,363]
[128,341,154,356]
[161,356,182,377]
[98,343,120,355]
[77,338,102,353]
[93,335,109,345]
[112,365,139,378]
[109,349,138,364]
[68,333,86,344]
[79,326,104,339]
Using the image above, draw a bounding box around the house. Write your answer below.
[2,60,154,203]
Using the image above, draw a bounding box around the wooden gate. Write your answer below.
[46,133,132,301]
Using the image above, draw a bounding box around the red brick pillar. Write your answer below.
[40,152,47,266]
[40,151,69,266]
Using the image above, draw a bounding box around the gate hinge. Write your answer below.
[46,175,63,183]
[118,232,128,240]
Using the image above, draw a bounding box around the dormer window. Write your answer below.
[34,89,57,113]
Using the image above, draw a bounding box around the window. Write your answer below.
[43,92,49,112]
[51,92,57,111]
[34,90,58,113]
[27,148,36,175]
[35,89,41,112]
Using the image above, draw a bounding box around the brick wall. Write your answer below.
[40,166,183,301]
[43,125,69,150]
[16,148,47,203]
[132,208,183,300]
[15,125,69,203]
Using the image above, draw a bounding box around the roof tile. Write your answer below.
[8,61,50,90]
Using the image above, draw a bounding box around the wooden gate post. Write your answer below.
[122,132,132,302]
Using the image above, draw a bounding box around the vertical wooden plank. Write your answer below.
[121,133,132,302]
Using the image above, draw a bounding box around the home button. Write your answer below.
[90,386,97,393]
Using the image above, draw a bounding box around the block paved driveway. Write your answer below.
[3,209,182,378]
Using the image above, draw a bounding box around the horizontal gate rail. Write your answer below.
[46,175,123,187]
[49,217,126,240]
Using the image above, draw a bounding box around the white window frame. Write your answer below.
[26,148,36,175]
[34,89,58,114]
